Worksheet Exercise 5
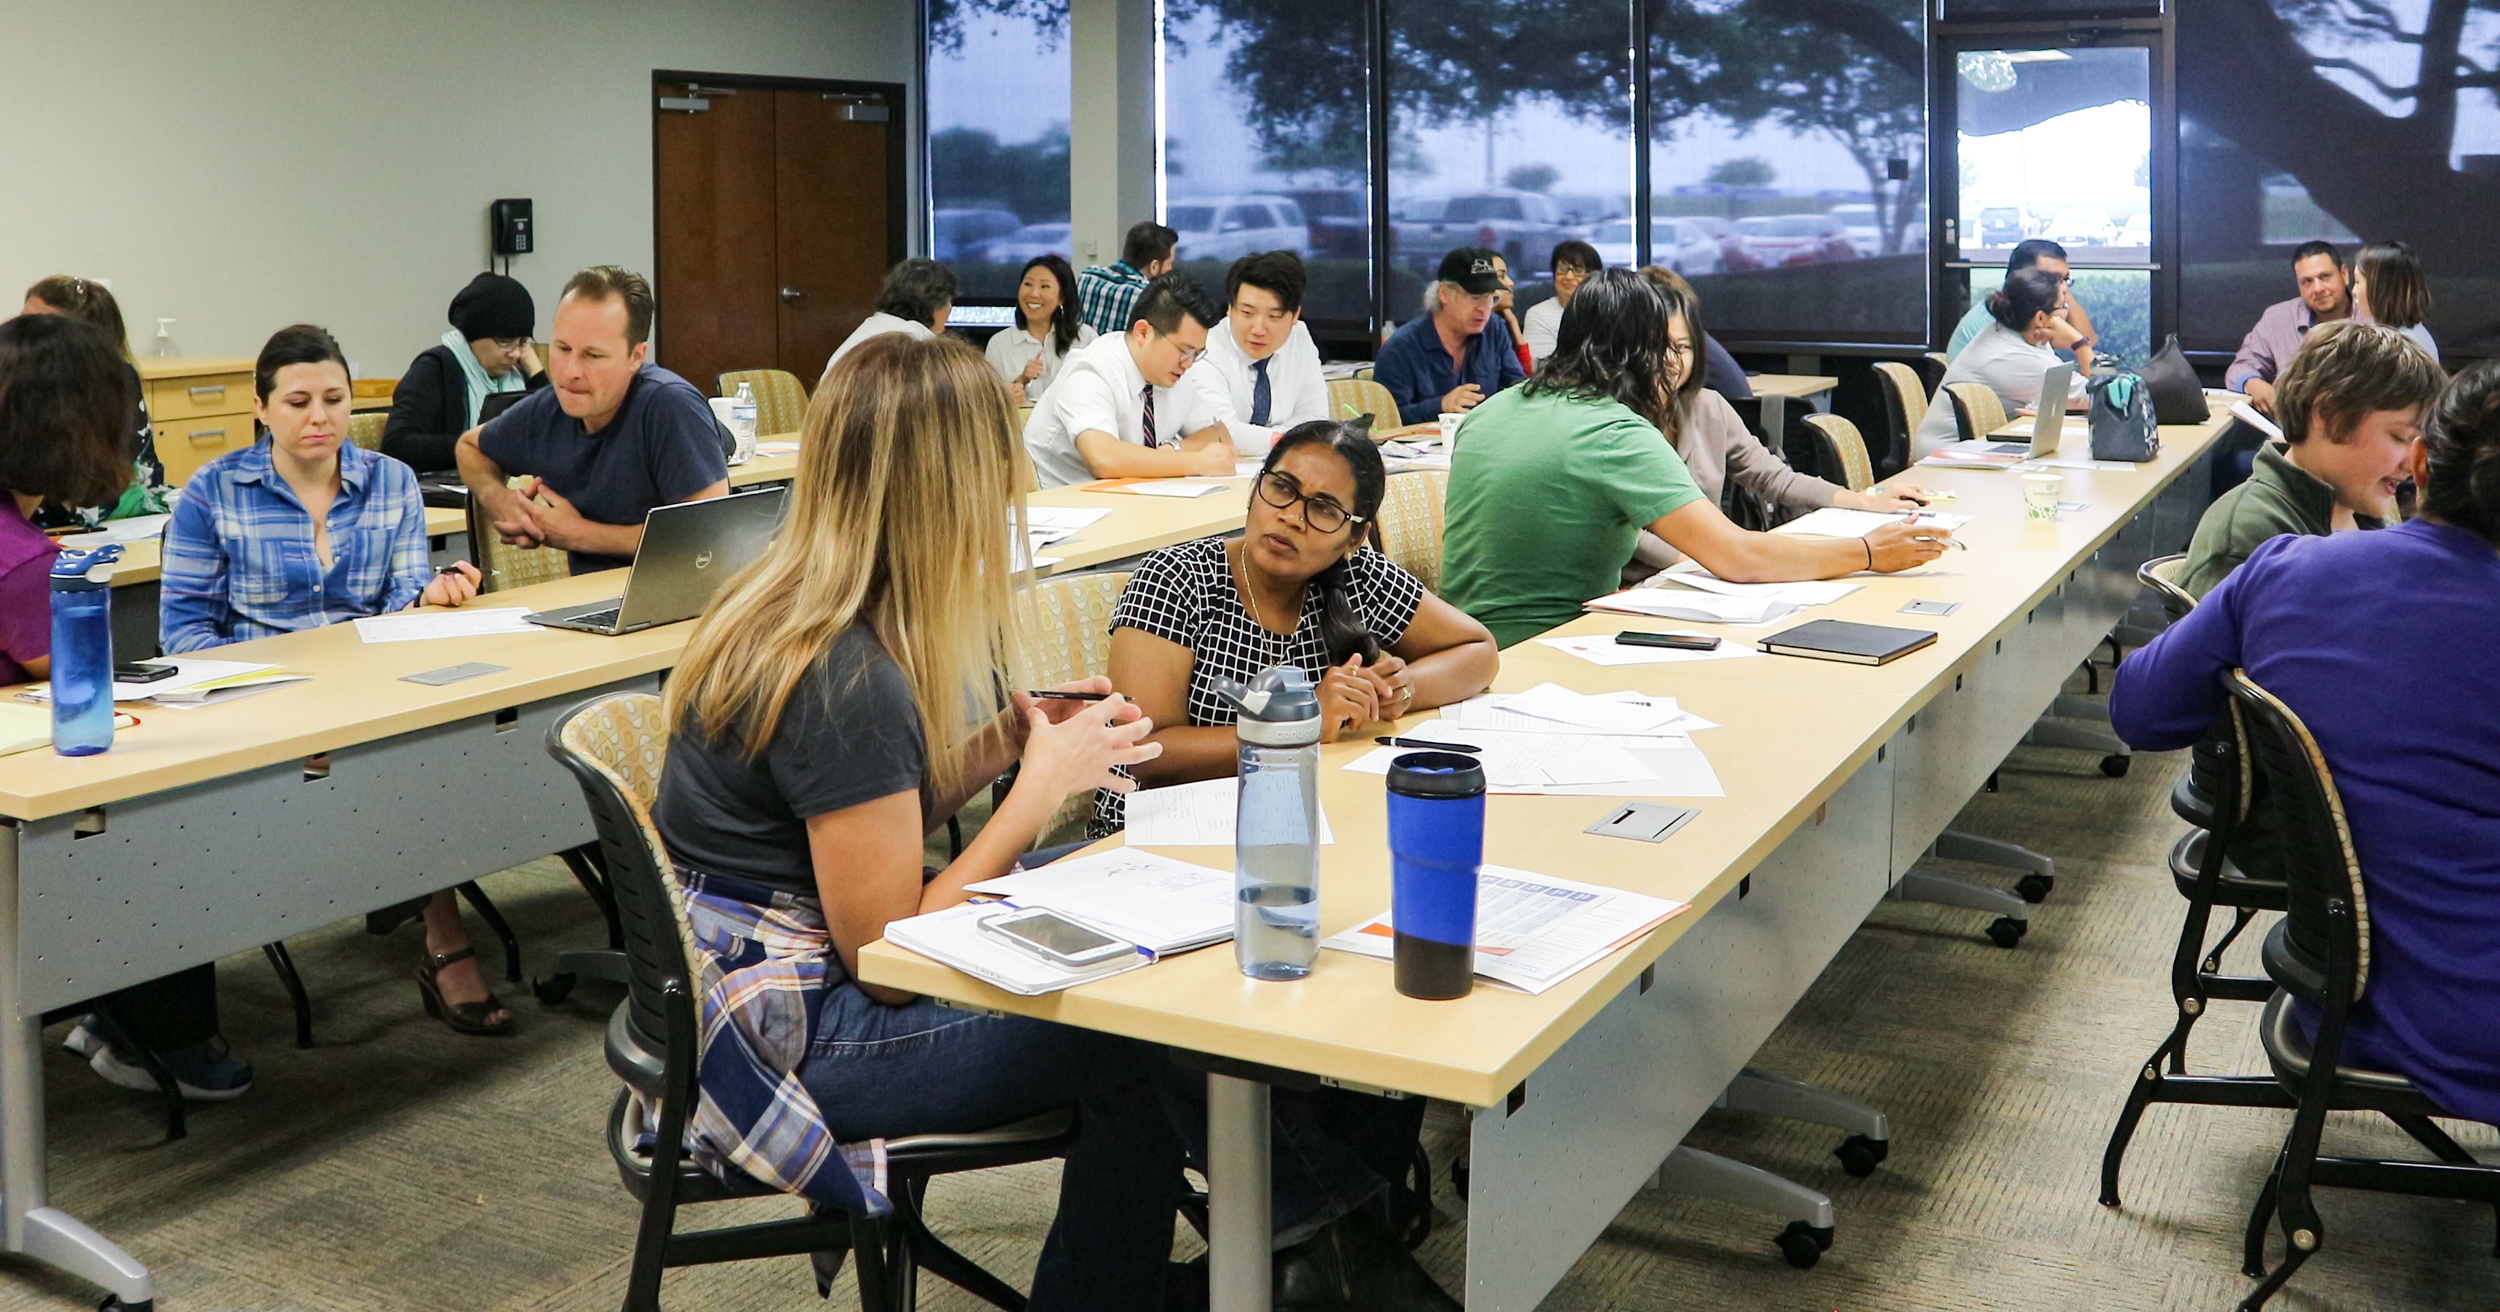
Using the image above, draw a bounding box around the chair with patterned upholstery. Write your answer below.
[1372,469,1449,592]
[716,368,810,438]
[1326,378,1400,431]
[1014,571,1132,846]
[348,411,390,452]
[1945,382,2009,447]
[465,478,573,593]
[1801,414,1874,493]
[547,692,1076,1312]
[1871,361,1927,474]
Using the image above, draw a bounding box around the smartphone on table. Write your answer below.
[113,662,179,683]
[1616,631,1720,651]
[978,907,1136,969]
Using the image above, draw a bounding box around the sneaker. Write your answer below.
[62,1016,104,1059]
[84,1035,253,1102]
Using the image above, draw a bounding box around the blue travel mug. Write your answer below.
[1385,752,1487,1000]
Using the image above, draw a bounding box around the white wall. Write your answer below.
[0,0,917,376]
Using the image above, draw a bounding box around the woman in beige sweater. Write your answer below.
[1630,270,1928,574]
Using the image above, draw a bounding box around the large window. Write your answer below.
[1648,0,1927,344]
[926,0,1074,302]
[1161,0,1374,326]
[2179,0,2500,358]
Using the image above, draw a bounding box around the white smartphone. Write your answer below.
[978,907,1136,969]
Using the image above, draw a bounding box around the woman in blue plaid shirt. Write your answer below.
[157,324,514,1038]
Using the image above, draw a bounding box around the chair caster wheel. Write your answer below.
[2100,753,2131,778]
[532,973,577,1006]
[99,1297,153,1312]
[2015,872,2055,904]
[1775,1220,1830,1268]
[1985,916,2028,949]
[1834,1134,1888,1178]
[1449,1156,1469,1201]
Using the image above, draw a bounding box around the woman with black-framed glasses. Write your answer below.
[1097,419,1498,835]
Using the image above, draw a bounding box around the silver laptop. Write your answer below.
[526,487,789,635]
[1985,362,2075,457]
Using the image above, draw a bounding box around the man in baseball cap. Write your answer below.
[1373,246,1526,425]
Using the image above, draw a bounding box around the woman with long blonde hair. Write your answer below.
[652,334,1182,1308]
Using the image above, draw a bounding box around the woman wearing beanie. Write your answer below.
[380,272,547,474]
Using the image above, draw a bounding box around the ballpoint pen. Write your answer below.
[1374,735,1480,753]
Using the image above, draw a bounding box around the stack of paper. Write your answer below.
[1532,633,1766,666]
[0,702,50,756]
[964,847,1237,955]
[1121,777,1335,848]
[21,658,310,707]
[883,901,1152,996]
[1449,686,1720,738]
[1082,478,1229,498]
[1584,588,1799,626]
[1321,867,1690,994]
[352,608,540,643]
[1652,569,1859,607]
[1774,506,1972,538]
[59,513,173,549]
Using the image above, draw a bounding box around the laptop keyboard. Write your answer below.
[570,607,623,630]
[1988,442,2033,454]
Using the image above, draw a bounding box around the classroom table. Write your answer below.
[1744,373,1838,449]
[860,401,2234,1311]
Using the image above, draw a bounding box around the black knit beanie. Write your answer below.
[448,273,535,341]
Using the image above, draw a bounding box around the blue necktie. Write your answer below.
[1250,357,1273,427]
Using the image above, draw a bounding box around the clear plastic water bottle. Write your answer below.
[729,381,759,466]
[1219,665,1323,980]
[49,545,124,757]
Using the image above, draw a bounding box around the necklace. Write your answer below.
[1231,544,1296,657]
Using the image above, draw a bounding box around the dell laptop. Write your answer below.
[526,486,789,635]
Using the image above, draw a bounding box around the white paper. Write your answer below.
[884,901,1152,996]
[1321,866,1690,994]
[2027,458,2132,473]
[2230,401,2284,442]
[59,513,172,548]
[964,847,1238,954]
[1024,507,1110,534]
[352,607,541,644]
[1121,777,1333,848]
[1345,727,1652,789]
[1500,682,1685,734]
[110,657,278,700]
[1775,506,1973,538]
[1128,480,1229,498]
[1654,571,1860,606]
[1532,634,1767,666]
[1448,693,1716,736]
[754,441,801,456]
[1583,588,1799,626]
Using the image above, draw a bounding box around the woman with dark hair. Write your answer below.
[1523,240,1601,365]
[821,257,958,380]
[2113,359,2500,1127]
[21,276,169,528]
[1443,268,1949,646]
[160,325,510,1040]
[381,272,547,475]
[1914,264,2093,457]
[2354,239,2437,363]
[985,254,1095,406]
[1102,419,1499,831]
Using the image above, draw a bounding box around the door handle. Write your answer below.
[780,287,805,303]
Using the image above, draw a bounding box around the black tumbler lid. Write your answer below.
[1387,751,1486,798]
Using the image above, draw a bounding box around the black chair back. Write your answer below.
[2226,670,2370,1008]
[545,694,697,1059]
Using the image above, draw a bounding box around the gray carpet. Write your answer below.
[2,696,2494,1311]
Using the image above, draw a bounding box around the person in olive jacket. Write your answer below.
[382,273,547,474]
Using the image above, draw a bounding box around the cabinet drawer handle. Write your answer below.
[186,427,228,445]
[187,385,228,399]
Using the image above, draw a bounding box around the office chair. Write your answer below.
[715,368,810,438]
[1870,361,1926,477]
[548,693,1078,1311]
[1372,470,1450,592]
[1326,378,1401,432]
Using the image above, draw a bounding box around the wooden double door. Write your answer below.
[653,73,904,401]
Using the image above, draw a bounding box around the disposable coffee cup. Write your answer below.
[1385,751,1487,1000]
[1438,411,1466,443]
[2021,472,2063,520]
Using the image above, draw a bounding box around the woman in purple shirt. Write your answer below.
[0,315,133,682]
[2111,361,2500,1123]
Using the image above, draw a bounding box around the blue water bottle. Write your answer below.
[1386,752,1487,1000]
[1220,665,1323,980]
[49,544,125,757]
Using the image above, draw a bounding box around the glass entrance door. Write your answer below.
[1936,36,2170,367]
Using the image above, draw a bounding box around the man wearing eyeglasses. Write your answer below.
[1945,239,2095,364]
[1023,274,1237,488]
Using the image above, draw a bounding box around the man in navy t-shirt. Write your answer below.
[1373,247,1527,425]
[455,265,729,573]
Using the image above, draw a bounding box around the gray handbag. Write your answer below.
[2087,372,2161,463]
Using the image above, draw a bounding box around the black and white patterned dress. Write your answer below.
[1093,536,1424,834]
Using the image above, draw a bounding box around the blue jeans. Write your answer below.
[800,983,1392,1308]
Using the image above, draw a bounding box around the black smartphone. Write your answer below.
[113,662,179,683]
[1616,631,1720,651]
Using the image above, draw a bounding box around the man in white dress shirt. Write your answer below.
[821,259,954,383]
[1023,275,1235,488]
[1173,251,1331,456]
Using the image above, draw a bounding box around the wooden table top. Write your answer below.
[1744,374,1841,400]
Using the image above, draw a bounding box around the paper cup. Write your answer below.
[2021,472,2063,520]
[1439,411,1466,443]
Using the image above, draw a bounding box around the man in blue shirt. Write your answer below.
[1374,248,1526,425]
[1945,239,2095,363]
[1077,221,1178,340]
[454,265,729,573]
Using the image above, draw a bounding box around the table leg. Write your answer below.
[1206,1073,1271,1312]
[0,838,153,1308]
[1760,394,1789,450]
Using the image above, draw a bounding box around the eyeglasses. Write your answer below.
[1255,471,1363,534]
[1152,330,1205,367]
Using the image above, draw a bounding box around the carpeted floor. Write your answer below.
[2,694,2493,1311]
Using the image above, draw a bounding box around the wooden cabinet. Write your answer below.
[137,358,257,485]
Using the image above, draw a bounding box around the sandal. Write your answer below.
[414,947,515,1036]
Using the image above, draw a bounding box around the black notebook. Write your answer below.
[1759,619,1937,666]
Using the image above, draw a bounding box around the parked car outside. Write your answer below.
[1165,195,1313,262]
[984,222,1072,267]
[1735,213,1856,267]
[2116,211,2152,247]
[1589,219,1637,268]
[2043,207,2117,247]
[933,208,1023,264]
[1827,204,1883,257]
[1549,193,1628,227]
[1976,205,2034,248]
[1394,190,1576,278]
[1282,187,1368,258]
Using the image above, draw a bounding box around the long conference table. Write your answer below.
[0,397,2224,1308]
[859,404,2231,1310]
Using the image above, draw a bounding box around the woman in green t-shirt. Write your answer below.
[1441,268,1951,646]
